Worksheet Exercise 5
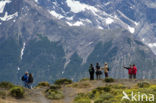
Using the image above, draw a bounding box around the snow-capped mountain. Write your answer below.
[34,0,156,54]
[0,0,156,84]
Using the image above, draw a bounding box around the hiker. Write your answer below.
[96,63,102,80]
[132,64,137,79]
[21,72,29,88]
[123,65,133,79]
[89,64,95,80]
[104,63,109,78]
[28,73,33,89]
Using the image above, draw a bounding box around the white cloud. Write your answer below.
[105,18,114,25]
[0,12,18,21]
[0,0,11,13]
[128,26,135,33]
[66,0,98,13]
[49,10,64,19]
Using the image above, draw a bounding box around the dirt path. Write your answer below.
[26,88,51,103]
[62,87,76,103]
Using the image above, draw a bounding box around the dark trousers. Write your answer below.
[133,74,136,79]
[96,74,100,80]
[90,73,94,80]
[129,74,132,79]
[105,72,108,78]
[96,71,101,80]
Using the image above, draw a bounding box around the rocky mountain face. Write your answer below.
[35,0,156,53]
[0,0,156,84]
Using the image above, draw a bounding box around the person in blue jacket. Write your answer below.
[21,72,29,88]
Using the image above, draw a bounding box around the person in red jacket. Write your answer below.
[123,65,133,79]
[132,64,137,79]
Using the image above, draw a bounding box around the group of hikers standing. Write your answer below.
[21,72,33,89]
[123,64,137,79]
[89,62,109,80]
[89,63,138,80]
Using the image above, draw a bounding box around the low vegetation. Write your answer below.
[9,86,25,98]
[0,90,6,98]
[74,93,91,103]
[79,78,89,82]
[74,79,156,103]
[104,78,114,83]
[0,82,15,89]
[137,81,150,88]
[68,81,91,88]
[0,78,156,103]
[45,84,64,100]
[36,81,50,87]
[54,78,72,85]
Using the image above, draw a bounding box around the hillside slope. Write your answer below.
[0,79,156,103]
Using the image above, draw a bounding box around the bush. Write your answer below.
[80,78,89,82]
[37,82,50,87]
[95,87,111,93]
[9,86,24,98]
[100,93,113,100]
[104,78,114,83]
[137,82,150,88]
[94,98,103,103]
[0,91,6,97]
[74,99,91,103]
[49,85,61,90]
[74,93,90,103]
[94,99,111,103]
[54,78,72,85]
[46,89,64,100]
[110,84,126,89]
[70,82,90,88]
[0,82,14,89]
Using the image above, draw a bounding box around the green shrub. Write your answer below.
[37,81,50,87]
[54,78,72,85]
[94,98,103,103]
[94,99,112,103]
[100,93,113,100]
[90,87,111,99]
[0,91,6,97]
[9,86,24,98]
[74,93,90,103]
[74,99,91,103]
[110,84,126,89]
[46,89,63,100]
[0,82,14,89]
[49,85,61,90]
[80,78,89,82]
[104,78,114,83]
[137,82,150,88]
[95,87,111,93]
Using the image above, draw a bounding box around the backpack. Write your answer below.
[21,75,25,81]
